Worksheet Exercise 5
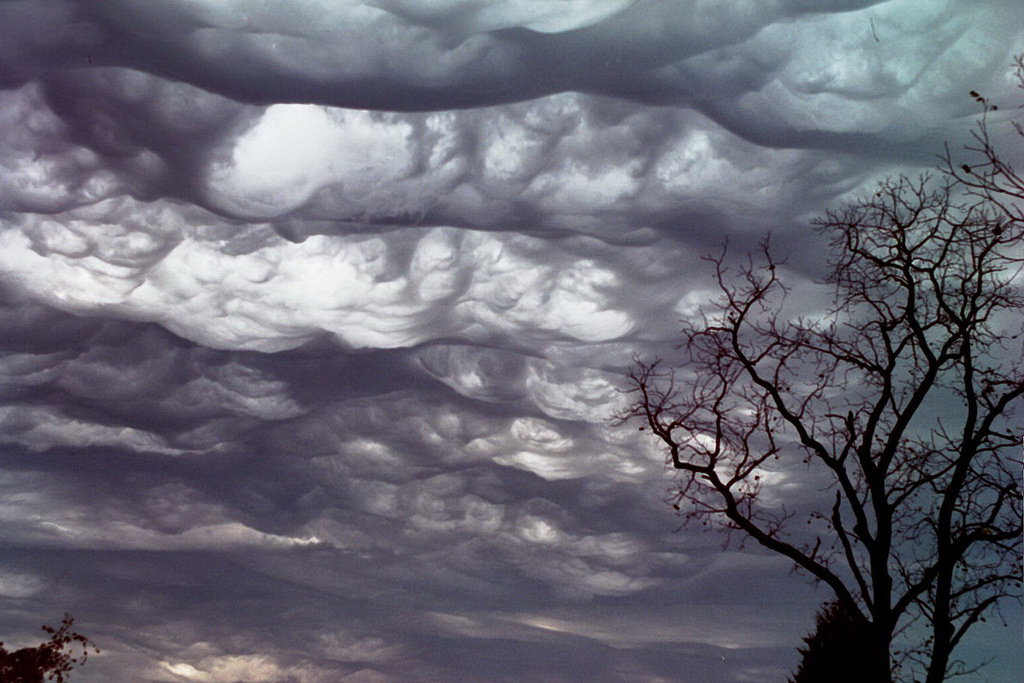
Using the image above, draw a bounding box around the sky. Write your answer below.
[0,1,1022,681]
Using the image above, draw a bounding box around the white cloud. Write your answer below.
[156,654,322,683]
[0,570,47,598]
[207,105,416,217]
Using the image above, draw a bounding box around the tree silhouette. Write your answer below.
[789,600,887,683]
[622,61,1023,683]
[940,54,1024,229]
[0,615,98,683]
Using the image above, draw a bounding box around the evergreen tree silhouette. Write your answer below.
[790,601,890,683]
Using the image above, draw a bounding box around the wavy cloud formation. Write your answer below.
[0,1,1021,681]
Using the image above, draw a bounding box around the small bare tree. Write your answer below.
[623,66,1023,683]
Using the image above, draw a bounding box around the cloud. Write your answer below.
[416,343,626,421]
[0,404,176,454]
[2,214,656,352]
[207,105,417,218]
[21,2,1002,133]
[0,1,1021,682]
[0,570,47,599]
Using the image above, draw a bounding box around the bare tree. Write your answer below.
[622,64,1023,683]
[941,54,1024,227]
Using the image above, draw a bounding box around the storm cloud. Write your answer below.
[0,1,1021,681]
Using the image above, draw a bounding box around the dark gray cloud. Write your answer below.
[1,1,1021,681]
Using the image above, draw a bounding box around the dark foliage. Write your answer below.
[0,615,98,683]
[790,601,889,683]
